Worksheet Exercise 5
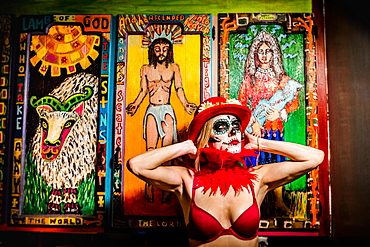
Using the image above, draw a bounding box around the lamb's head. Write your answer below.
[30,86,93,161]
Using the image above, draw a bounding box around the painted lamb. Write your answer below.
[29,72,99,214]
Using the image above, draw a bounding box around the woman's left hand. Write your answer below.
[244,131,259,150]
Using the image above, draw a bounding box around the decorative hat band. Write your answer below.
[197,98,242,114]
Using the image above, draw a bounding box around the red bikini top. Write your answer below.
[186,186,260,242]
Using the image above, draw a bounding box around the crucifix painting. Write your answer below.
[113,14,211,227]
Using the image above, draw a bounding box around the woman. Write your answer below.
[127,97,324,247]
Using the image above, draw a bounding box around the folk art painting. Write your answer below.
[112,13,327,233]
[2,12,328,235]
[0,15,12,225]
[10,15,113,227]
[113,14,212,228]
[218,13,325,231]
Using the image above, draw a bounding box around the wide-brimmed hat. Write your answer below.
[188,97,251,141]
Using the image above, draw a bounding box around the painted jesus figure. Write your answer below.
[126,37,197,203]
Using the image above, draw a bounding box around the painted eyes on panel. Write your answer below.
[64,120,76,129]
[41,119,48,130]
[257,48,272,55]
[154,45,169,53]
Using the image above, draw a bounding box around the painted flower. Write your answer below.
[225,99,242,105]
[198,101,215,113]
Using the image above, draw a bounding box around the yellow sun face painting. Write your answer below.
[29,25,100,77]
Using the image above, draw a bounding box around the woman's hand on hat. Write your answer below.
[185,139,198,159]
[247,116,263,137]
[250,121,263,138]
[243,131,259,150]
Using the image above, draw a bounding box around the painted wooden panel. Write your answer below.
[218,13,328,234]
[9,15,114,229]
[0,15,12,225]
[113,14,212,228]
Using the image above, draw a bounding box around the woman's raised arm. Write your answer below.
[127,140,197,192]
[245,132,324,191]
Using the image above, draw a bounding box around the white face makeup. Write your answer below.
[208,114,242,153]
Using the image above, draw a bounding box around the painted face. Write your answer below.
[257,43,273,65]
[154,43,169,62]
[208,114,242,153]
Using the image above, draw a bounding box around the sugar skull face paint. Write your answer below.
[208,114,242,153]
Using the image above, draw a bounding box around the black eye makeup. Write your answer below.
[231,119,241,130]
[213,119,230,135]
[212,118,241,135]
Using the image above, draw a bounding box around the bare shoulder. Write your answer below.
[171,165,194,194]
[170,165,193,174]
[177,165,195,181]
[251,164,266,176]
[251,165,269,186]
[250,166,269,201]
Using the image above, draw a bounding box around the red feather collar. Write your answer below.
[193,147,258,196]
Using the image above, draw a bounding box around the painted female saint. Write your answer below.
[238,31,303,215]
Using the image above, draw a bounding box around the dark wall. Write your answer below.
[325,0,370,245]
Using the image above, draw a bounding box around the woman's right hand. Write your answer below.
[247,115,263,137]
[186,140,198,159]
[251,121,263,137]
[244,131,259,150]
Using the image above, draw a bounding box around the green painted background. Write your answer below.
[228,24,307,190]
[228,25,306,146]
[1,0,311,15]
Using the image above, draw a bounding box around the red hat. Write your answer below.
[188,97,252,141]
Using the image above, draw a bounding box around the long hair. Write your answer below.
[193,119,213,171]
[148,38,174,69]
[196,118,214,149]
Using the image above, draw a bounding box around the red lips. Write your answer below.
[229,139,240,145]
